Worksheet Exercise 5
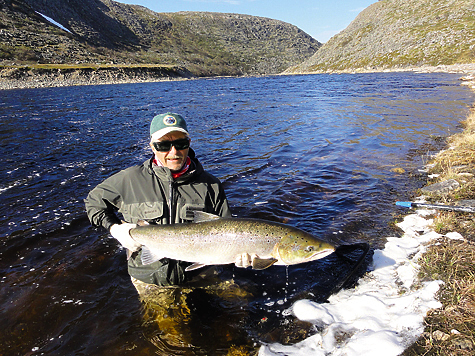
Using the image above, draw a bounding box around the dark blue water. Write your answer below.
[0,73,473,355]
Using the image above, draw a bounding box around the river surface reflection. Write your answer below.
[0,73,473,355]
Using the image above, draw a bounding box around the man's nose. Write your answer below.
[169,145,178,154]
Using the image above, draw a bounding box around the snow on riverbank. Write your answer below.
[260,210,464,356]
[35,11,72,34]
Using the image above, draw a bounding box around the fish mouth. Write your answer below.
[280,248,335,265]
[309,248,335,260]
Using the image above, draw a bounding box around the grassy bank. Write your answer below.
[403,105,475,355]
[0,63,178,70]
[0,63,193,90]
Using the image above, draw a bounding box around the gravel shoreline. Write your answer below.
[0,65,194,90]
[286,63,475,78]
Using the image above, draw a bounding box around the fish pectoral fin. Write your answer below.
[252,257,278,270]
[185,263,209,271]
[140,246,164,265]
[192,211,222,223]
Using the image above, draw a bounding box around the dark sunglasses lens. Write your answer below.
[153,139,189,152]
[173,139,190,150]
[153,142,171,151]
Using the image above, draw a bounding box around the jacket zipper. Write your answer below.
[168,180,175,224]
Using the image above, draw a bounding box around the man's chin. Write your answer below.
[166,160,184,171]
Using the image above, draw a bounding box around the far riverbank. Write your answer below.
[2,63,475,91]
[0,64,194,90]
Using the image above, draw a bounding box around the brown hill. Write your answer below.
[287,0,475,73]
[0,0,321,77]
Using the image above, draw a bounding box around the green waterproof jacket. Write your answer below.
[84,149,231,286]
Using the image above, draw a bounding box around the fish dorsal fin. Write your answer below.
[137,220,150,227]
[141,246,164,265]
[193,211,222,223]
[252,257,278,270]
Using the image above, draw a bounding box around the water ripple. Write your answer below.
[0,73,474,355]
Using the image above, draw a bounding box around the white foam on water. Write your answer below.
[259,211,459,356]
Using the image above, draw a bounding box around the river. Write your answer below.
[1,72,473,355]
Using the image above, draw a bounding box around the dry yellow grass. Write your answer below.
[434,112,475,171]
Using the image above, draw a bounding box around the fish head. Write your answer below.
[277,231,335,265]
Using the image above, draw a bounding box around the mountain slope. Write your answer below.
[0,0,321,76]
[287,0,475,73]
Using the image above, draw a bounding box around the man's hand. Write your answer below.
[235,252,258,268]
[110,223,141,252]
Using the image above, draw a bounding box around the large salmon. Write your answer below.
[129,211,335,271]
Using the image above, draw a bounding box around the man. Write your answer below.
[85,112,249,287]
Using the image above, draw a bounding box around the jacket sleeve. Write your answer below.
[84,176,123,231]
[214,182,232,218]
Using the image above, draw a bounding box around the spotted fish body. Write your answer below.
[129,212,335,271]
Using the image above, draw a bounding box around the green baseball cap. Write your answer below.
[150,112,189,140]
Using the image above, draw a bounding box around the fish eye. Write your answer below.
[305,246,314,253]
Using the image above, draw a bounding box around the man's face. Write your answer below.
[150,132,190,172]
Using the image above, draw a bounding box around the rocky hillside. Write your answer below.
[287,0,475,73]
[0,0,320,77]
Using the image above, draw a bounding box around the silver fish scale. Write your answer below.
[130,219,284,264]
[129,217,334,267]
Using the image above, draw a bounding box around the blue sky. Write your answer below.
[120,0,377,43]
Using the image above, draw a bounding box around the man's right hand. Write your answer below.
[109,223,142,252]
[235,252,258,268]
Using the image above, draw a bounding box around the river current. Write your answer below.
[1,73,473,355]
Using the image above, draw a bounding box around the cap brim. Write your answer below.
[151,127,189,141]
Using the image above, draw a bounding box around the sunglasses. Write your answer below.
[152,138,190,152]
